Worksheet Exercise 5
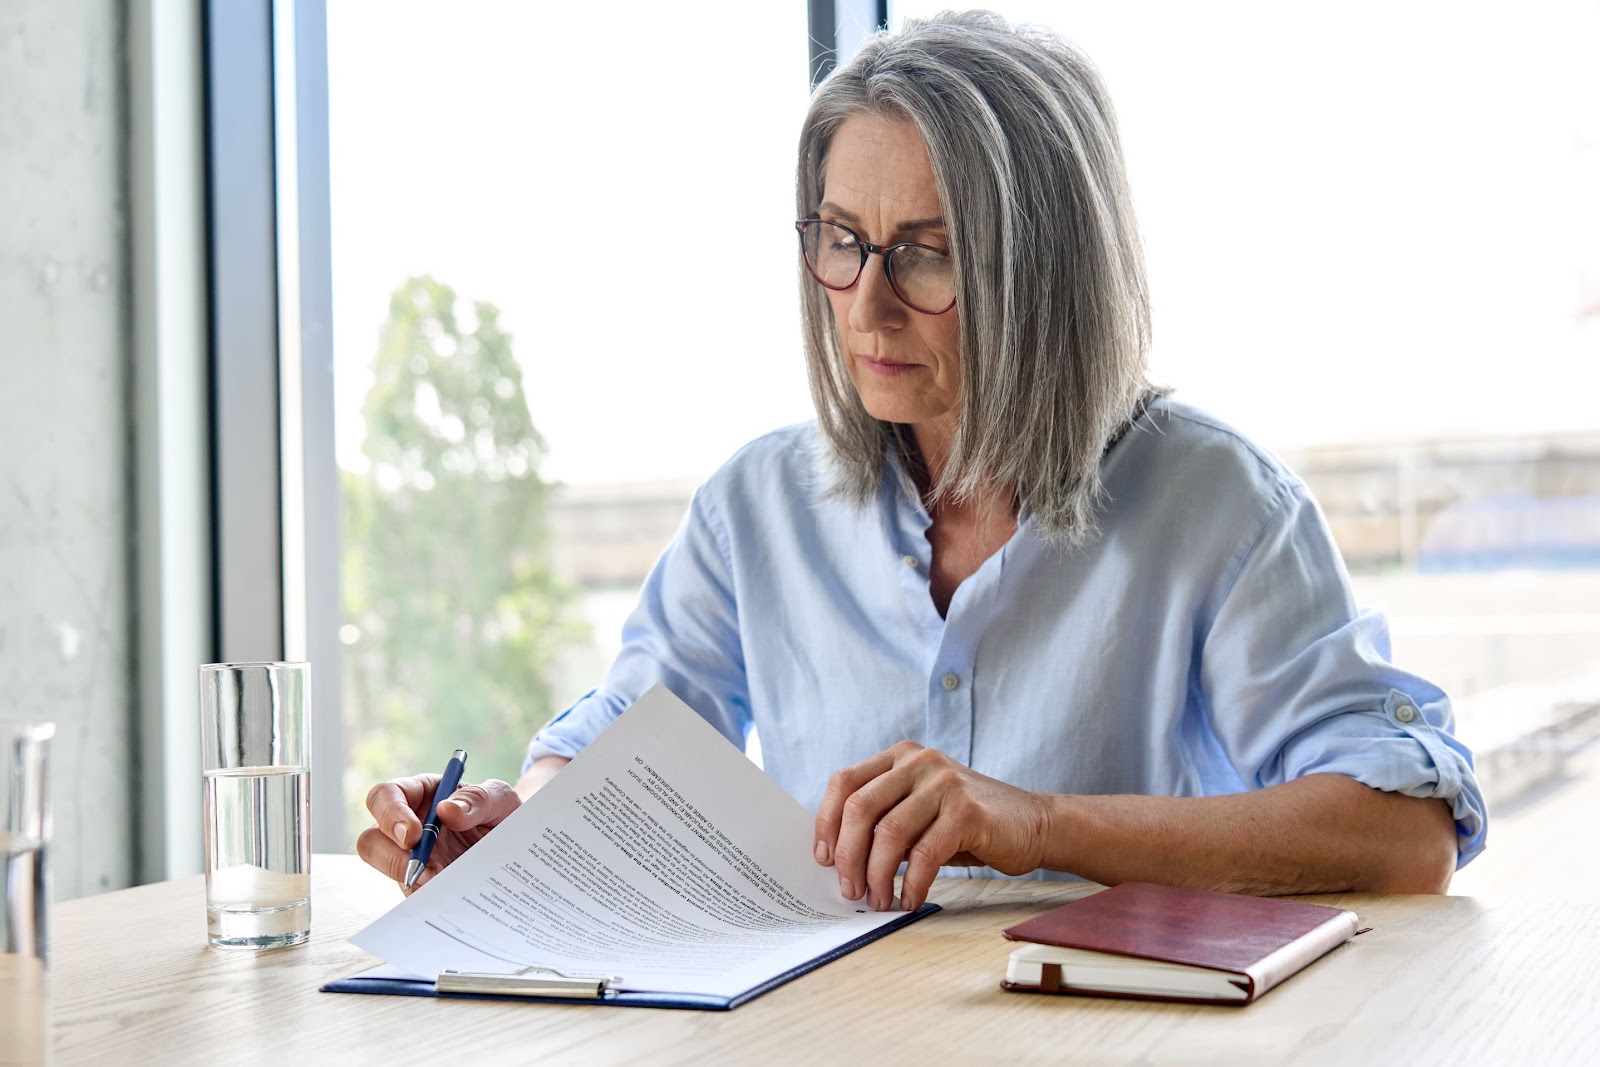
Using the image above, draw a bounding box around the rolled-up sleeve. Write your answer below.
[1200,484,1488,868]
[523,484,751,770]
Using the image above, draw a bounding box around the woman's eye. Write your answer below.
[897,247,950,272]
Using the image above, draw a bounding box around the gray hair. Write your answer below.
[797,10,1159,547]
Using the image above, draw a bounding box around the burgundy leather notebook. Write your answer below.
[1000,882,1360,1005]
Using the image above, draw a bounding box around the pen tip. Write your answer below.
[403,859,423,890]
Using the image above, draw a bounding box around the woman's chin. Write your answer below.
[851,383,938,426]
[855,400,959,445]
[858,399,928,426]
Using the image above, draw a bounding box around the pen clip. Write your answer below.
[436,964,622,999]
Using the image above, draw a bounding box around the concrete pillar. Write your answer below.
[0,0,135,898]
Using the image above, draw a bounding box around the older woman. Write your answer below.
[360,11,1485,912]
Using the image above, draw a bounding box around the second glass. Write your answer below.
[2,719,53,1064]
[200,661,312,949]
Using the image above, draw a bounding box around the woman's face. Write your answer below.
[819,113,962,450]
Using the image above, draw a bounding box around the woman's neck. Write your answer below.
[906,423,1017,524]
[911,429,1018,616]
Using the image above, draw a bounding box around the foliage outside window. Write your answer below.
[340,277,586,833]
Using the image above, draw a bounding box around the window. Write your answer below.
[326,1,812,839]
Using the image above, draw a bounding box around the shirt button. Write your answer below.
[901,555,919,569]
[1395,705,1417,724]
[941,673,960,691]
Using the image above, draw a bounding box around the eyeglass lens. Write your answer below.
[799,220,955,314]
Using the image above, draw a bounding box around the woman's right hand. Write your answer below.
[356,775,523,892]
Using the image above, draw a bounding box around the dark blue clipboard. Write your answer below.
[321,902,940,1011]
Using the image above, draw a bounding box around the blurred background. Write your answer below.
[4,0,1596,901]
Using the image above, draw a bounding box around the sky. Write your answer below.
[326,0,1600,485]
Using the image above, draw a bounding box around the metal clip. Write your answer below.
[436,964,622,999]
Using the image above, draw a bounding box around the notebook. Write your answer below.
[1001,882,1361,1004]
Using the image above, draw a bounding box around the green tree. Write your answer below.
[341,275,585,842]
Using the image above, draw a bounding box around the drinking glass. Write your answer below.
[200,662,312,949]
[1,719,53,1062]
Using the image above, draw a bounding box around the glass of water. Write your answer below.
[2,718,53,1062]
[200,662,312,949]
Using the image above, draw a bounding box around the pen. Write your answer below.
[405,748,468,890]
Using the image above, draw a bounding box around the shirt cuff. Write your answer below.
[1278,688,1488,869]
[522,688,618,772]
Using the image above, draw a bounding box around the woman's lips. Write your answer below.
[858,354,921,377]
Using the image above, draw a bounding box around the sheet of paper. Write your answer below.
[350,684,909,998]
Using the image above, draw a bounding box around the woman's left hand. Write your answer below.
[813,741,1053,912]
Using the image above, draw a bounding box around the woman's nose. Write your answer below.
[846,255,906,335]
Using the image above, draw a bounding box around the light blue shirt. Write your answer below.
[529,398,1486,877]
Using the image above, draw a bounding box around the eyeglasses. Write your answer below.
[794,218,956,315]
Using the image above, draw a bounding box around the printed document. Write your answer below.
[350,685,913,998]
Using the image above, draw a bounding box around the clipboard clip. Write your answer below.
[436,964,623,999]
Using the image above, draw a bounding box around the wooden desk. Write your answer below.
[19,856,1600,1065]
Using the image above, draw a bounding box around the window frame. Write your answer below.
[198,0,344,855]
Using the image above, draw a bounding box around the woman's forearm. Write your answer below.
[1040,773,1458,895]
[514,755,570,801]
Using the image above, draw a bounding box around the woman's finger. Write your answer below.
[813,747,902,869]
[365,774,443,848]
[356,825,410,885]
[436,778,522,832]
[862,788,942,910]
[899,814,966,911]
[830,752,926,900]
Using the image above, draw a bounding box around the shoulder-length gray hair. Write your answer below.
[797,10,1158,547]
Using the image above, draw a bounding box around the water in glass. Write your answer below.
[1,832,46,958]
[203,765,311,948]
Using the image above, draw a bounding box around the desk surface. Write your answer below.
[21,855,1600,1065]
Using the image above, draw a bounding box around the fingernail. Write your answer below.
[452,796,474,816]
[868,891,882,911]
[814,840,830,865]
[392,822,408,847]
[839,878,854,900]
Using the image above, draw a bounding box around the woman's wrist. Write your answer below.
[1032,790,1082,876]
[514,755,570,801]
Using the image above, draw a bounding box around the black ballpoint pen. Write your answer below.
[404,748,468,890]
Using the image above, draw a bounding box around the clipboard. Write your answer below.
[321,902,939,1011]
